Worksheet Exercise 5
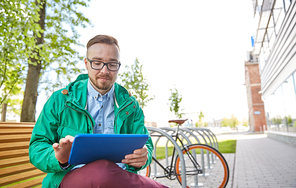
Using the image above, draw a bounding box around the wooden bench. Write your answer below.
[0,122,46,188]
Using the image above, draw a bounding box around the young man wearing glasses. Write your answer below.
[29,35,167,188]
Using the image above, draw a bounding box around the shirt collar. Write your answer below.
[87,79,114,100]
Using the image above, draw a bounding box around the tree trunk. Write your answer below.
[20,0,46,122]
[1,103,7,122]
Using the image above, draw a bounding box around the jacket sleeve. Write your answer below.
[125,102,154,173]
[29,92,68,173]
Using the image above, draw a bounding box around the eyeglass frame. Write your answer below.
[86,58,121,71]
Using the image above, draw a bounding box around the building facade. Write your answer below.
[251,0,296,132]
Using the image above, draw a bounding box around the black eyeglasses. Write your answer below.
[87,58,121,71]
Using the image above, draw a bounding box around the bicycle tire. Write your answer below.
[174,144,229,188]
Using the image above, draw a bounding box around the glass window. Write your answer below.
[282,75,296,126]
[264,85,285,127]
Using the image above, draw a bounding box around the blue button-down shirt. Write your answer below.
[87,80,115,134]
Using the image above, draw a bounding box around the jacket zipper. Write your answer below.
[114,101,133,133]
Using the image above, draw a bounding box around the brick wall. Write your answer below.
[245,61,266,132]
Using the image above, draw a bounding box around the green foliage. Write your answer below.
[1,0,91,100]
[119,58,154,109]
[168,87,184,118]
[221,114,239,128]
[0,97,23,120]
[271,116,282,125]
[0,0,40,106]
[285,115,293,125]
[36,0,91,95]
[196,111,205,127]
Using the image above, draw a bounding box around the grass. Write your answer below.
[154,140,236,160]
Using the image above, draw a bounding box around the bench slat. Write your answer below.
[0,134,32,143]
[0,125,35,128]
[0,129,33,135]
[7,176,45,188]
[0,141,29,151]
[0,169,45,186]
[0,163,36,178]
[0,149,29,159]
[0,123,46,188]
[0,156,29,168]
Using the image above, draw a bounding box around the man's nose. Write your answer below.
[100,65,109,74]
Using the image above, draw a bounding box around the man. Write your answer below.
[29,35,167,188]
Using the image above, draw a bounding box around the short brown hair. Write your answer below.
[86,35,119,56]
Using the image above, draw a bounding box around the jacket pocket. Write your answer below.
[57,126,86,140]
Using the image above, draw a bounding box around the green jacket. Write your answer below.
[29,74,153,188]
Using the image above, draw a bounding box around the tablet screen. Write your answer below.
[68,134,149,165]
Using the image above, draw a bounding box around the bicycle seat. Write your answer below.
[168,119,188,125]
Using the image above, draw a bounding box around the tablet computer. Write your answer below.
[68,134,149,165]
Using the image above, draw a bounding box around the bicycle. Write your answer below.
[139,119,229,188]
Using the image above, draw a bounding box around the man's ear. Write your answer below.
[84,58,88,70]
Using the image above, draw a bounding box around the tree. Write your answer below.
[20,0,91,122]
[285,115,292,126]
[169,87,184,119]
[1,98,23,122]
[119,58,154,109]
[0,0,41,120]
[242,118,249,127]
[271,116,282,125]
[197,111,204,127]
[221,114,239,129]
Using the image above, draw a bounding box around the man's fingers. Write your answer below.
[53,136,74,164]
[122,146,148,167]
[59,138,68,145]
[122,156,147,168]
[52,143,59,150]
[65,135,75,142]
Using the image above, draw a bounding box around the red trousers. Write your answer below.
[60,160,168,188]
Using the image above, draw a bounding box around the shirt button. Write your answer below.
[126,112,129,115]
[99,123,101,126]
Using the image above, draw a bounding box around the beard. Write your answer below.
[89,74,115,93]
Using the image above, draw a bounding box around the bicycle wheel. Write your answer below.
[138,164,151,177]
[174,144,229,188]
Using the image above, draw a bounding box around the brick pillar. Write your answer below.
[245,61,266,132]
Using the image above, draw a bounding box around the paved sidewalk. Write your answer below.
[152,132,296,188]
[232,133,296,188]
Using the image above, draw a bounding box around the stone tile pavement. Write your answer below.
[151,132,296,188]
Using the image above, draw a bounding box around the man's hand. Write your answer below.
[52,135,74,164]
[122,145,148,168]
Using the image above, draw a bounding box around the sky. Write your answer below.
[36,0,256,126]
